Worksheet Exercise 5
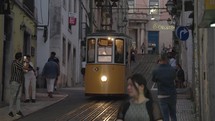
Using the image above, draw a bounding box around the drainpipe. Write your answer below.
[193,0,200,120]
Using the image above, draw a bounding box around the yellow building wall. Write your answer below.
[3,4,37,102]
[11,5,36,63]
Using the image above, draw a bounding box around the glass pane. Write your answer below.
[115,39,124,63]
[98,56,112,62]
[98,38,113,63]
[87,38,95,63]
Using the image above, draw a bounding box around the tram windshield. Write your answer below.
[98,38,113,62]
[87,38,95,63]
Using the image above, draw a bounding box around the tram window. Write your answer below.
[87,38,95,63]
[115,39,124,63]
[98,38,113,63]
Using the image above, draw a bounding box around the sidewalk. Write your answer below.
[0,89,68,121]
[176,87,196,121]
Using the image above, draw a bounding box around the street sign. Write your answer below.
[175,26,189,41]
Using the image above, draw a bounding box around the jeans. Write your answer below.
[9,81,22,113]
[158,95,177,121]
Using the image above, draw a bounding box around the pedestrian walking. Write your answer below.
[176,63,185,88]
[23,55,37,103]
[48,51,60,91]
[42,60,59,98]
[141,42,145,54]
[130,48,136,63]
[8,52,28,117]
[152,54,177,121]
[117,73,163,121]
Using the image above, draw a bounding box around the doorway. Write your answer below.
[23,31,31,55]
[148,31,159,54]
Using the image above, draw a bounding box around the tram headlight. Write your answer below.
[101,75,107,82]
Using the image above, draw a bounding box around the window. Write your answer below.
[128,0,134,13]
[97,38,113,63]
[149,0,159,15]
[115,39,124,63]
[23,0,34,15]
[87,38,95,63]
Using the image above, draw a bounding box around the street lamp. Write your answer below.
[165,0,175,15]
[167,18,176,25]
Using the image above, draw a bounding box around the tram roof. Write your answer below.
[87,30,132,39]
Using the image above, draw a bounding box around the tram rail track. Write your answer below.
[55,100,121,121]
[55,54,158,121]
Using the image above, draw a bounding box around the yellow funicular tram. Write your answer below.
[85,31,132,96]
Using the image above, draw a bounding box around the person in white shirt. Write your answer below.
[169,54,176,69]
[24,55,36,103]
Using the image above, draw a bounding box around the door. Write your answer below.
[2,15,13,101]
[148,31,159,54]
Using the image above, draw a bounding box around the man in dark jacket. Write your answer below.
[48,52,59,91]
[152,54,177,121]
[42,60,59,98]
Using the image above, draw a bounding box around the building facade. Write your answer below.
[90,0,129,33]
[0,0,37,103]
[36,0,90,87]
[195,0,215,120]
[128,0,174,54]
[174,0,215,120]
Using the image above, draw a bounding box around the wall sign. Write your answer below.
[68,12,76,25]
[153,23,175,30]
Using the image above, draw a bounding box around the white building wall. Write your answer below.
[179,2,193,86]
[36,0,83,87]
[59,0,81,87]
[36,0,51,88]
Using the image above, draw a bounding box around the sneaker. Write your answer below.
[16,111,24,117]
[24,99,30,103]
[8,112,14,117]
[31,99,36,103]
